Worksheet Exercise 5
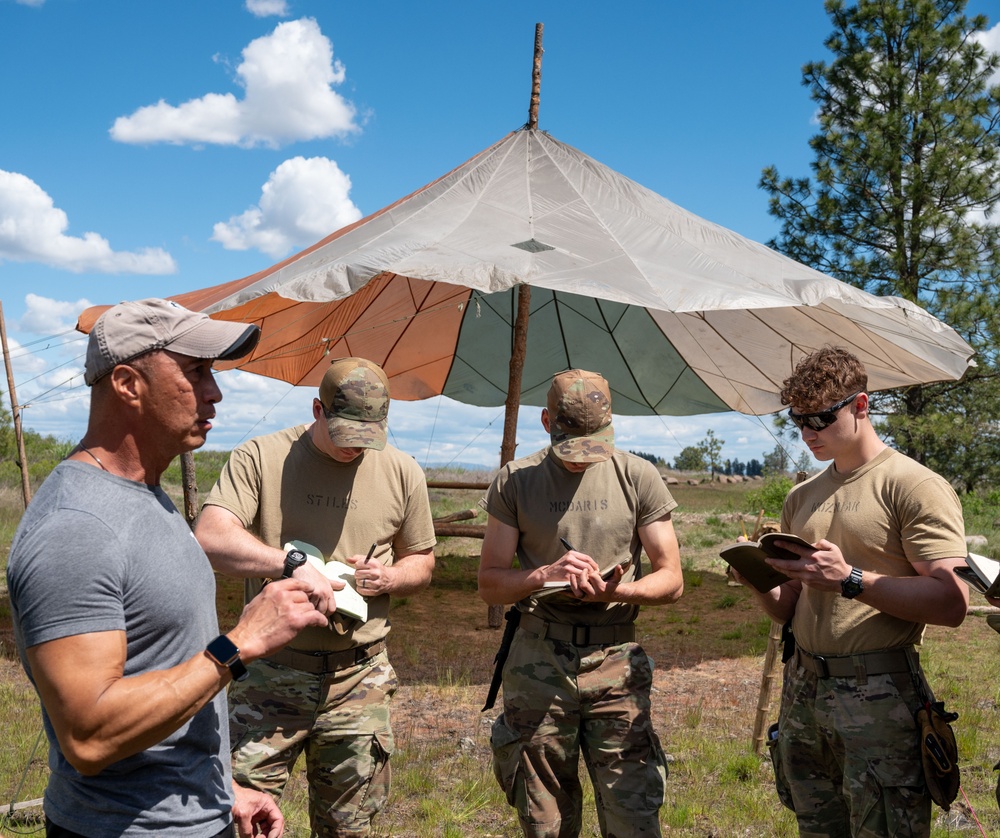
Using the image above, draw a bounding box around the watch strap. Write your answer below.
[840,566,864,599]
[281,549,308,579]
[206,634,249,682]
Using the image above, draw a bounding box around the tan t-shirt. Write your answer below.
[783,447,966,655]
[480,448,677,626]
[204,424,436,651]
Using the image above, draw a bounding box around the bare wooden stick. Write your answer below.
[433,524,487,539]
[433,508,479,524]
[4,797,43,816]
[752,620,784,753]
[750,470,812,749]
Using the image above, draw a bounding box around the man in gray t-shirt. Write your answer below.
[7,299,329,838]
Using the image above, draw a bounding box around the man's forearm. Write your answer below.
[196,507,284,577]
[748,580,800,624]
[386,552,435,596]
[855,565,968,627]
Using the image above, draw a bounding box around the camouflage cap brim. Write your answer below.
[325,413,388,451]
[550,423,615,463]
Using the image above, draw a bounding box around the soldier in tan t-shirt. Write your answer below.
[196,357,435,837]
[478,369,684,838]
[733,347,968,838]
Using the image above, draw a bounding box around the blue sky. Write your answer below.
[3,0,998,471]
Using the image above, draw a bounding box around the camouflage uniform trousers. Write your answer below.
[490,628,669,838]
[769,658,931,838]
[228,648,397,838]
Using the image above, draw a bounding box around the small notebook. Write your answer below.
[284,540,369,622]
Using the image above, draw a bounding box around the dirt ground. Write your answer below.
[379,536,774,760]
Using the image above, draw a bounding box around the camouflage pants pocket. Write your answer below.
[595,724,669,838]
[766,723,795,812]
[854,757,928,838]
[490,712,527,810]
[308,729,395,834]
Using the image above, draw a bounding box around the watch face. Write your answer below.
[282,549,308,578]
[207,634,239,663]
[841,569,864,598]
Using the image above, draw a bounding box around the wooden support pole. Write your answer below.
[0,300,32,509]
[499,285,531,470]
[527,23,543,129]
[752,620,783,754]
[180,451,199,527]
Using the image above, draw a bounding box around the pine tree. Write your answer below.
[760,0,1000,485]
[697,429,725,478]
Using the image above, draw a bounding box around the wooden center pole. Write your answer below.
[491,23,544,630]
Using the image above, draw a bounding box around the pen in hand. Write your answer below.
[560,537,575,553]
[357,543,377,591]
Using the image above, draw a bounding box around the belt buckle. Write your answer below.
[812,654,830,678]
[572,625,591,645]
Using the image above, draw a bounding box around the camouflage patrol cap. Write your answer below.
[546,369,615,463]
[318,358,390,451]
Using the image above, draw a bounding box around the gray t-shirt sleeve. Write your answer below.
[12,508,127,652]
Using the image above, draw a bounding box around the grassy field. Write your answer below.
[1,466,1000,836]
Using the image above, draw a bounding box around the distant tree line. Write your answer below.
[628,450,662,467]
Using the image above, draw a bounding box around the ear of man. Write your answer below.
[108,362,148,409]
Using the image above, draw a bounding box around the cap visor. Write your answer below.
[170,320,260,362]
[325,415,388,451]
[551,426,615,463]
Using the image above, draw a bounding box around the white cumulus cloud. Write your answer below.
[110,18,358,148]
[0,170,177,274]
[19,293,94,334]
[974,22,1000,88]
[211,156,362,257]
[245,0,288,17]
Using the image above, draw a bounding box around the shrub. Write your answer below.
[744,476,794,518]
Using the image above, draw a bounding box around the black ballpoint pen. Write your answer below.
[560,537,575,552]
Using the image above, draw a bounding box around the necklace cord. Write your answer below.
[77,444,108,472]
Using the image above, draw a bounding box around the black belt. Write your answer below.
[518,612,635,646]
[266,640,386,674]
[793,646,915,680]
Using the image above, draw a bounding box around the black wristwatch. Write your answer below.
[281,548,308,579]
[840,566,864,599]
[206,635,249,682]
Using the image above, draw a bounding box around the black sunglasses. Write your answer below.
[788,392,861,432]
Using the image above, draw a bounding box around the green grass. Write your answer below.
[4,458,1000,835]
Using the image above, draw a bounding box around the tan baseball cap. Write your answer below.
[84,298,260,386]
[319,358,390,450]
[547,369,615,463]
